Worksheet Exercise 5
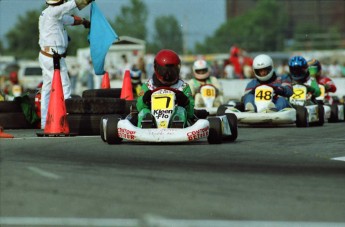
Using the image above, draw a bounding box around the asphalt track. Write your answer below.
[0,123,345,227]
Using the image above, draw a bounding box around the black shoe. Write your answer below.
[171,115,184,128]
[141,114,155,128]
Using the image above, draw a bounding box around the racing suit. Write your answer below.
[188,77,224,107]
[315,75,337,103]
[136,74,195,127]
[243,73,293,111]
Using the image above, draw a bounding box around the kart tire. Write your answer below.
[67,114,104,135]
[106,115,123,144]
[295,105,308,127]
[0,101,22,113]
[82,88,122,98]
[223,113,238,142]
[216,105,227,116]
[0,112,34,129]
[317,104,324,126]
[65,98,125,114]
[207,117,222,144]
[100,115,111,142]
[328,103,339,123]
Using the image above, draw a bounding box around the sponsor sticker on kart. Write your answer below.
[118,128,136,140]
[152,91,175,128]
[187,126,209,141]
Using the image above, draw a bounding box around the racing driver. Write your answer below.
[136,49,195,128]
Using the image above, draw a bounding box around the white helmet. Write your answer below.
[253,54,274,82]
[46,0,64,5]
[193,59,210,80]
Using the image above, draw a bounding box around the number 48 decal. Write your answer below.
[255,89,272,101]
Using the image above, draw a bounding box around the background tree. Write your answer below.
[147,15,183,54]
[5,10,41,59]
[195,0,288,53]
[112,0,148,40]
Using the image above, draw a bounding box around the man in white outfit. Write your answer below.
[38,0,92,129]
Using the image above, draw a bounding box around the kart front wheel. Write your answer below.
[207,117,222,144]
[105,115,123,144]
[329,103,339,123]
[295,106,308,127]
[223,113,238,142]
[317,104,324,126]
[100,116,108,142]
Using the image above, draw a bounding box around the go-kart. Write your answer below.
[289,84,324,127]
[194,84,219,115]
[217,85,298,126]
[100,87,238,144]
[316,84,344,123]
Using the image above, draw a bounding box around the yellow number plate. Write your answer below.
[152,93,174,110]
[202,88,215,97]
[291,87,306,101]
[255,88,273,101]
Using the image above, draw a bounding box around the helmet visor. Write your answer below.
[290,66,307,76]
[254,66,272,77]
[195,68,208,75]
[156,64,180,84]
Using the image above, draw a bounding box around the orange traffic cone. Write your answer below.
[0,126,14,139]
[120,70,134,100]
[101,71,110,89]
[37,52,73,137]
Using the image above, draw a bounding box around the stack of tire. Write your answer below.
[0,100,37,129]
[65,88,136,135]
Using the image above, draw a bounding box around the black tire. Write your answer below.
[67,114,105,135]
[0,101,22,113]
[328,103,339,123]
[317,104,324,126]
[106,115,123,144]
[0,112,35,129]
[100,115,111,142]
[216,104,227,116]
[295,105,308,127]
[223,113,238,142]
[207,117,222,144]
[82,88,122,98]
[65,98,125,114]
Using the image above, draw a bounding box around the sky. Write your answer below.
[0,0,226,50]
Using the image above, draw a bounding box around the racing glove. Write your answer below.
[82,19,90,29]
[142,90,152,106]
[175,91,189,107]
[273,86,285,96]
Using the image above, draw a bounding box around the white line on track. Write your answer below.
[0,217,344,227]
[332,156,345,162]
[27,166,61,179]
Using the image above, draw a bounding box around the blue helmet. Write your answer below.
[130,69,142,84]
[288,56,309,82]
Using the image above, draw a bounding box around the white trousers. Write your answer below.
[39,53,71,129]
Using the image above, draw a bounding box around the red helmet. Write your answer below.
[154,49,181,86]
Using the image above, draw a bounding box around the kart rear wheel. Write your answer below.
[295,105,308,127]
[207,117,222,144]
[329,103,339,123]
[223,113,238,142]
[317,104,324,126]
[216,104,227,116]
[105,115,123,144]
[100,115,112,142]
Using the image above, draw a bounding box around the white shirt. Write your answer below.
[38,1,76,54]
